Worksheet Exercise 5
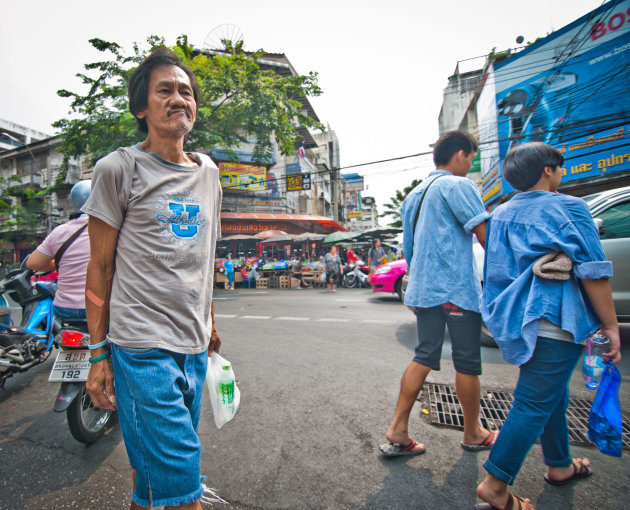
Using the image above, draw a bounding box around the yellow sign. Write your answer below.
[347,211,362,219]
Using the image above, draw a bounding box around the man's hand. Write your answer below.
[86,355,116,411]
[209,300,221,356]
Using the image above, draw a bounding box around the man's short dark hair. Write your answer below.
[502,142,564,191]
[433,130,478,167]
[128,48,201,134]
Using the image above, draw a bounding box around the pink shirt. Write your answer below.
[35,216,90,309]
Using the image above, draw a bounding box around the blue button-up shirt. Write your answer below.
[482,191,613,365]
[402,170,490,312]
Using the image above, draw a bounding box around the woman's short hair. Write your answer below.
[502,142,564,191]
[128,48,200,134]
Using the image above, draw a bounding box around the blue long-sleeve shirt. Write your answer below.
[402,170,490,312]
[482,191,613,365]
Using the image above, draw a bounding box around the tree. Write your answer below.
[379,178,423,228]
[53,35,324,175]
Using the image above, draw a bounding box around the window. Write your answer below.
[597,200,630,239]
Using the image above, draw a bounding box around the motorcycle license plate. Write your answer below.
[48,349,91,382]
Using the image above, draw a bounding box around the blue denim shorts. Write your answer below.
[111,343,208,508]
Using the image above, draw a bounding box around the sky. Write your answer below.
[0,0,605,212]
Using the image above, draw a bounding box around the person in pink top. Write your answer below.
[27,180,91,320]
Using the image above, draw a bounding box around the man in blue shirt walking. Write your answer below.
[380,131,495,457]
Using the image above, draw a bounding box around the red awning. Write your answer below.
[220,212,347,233]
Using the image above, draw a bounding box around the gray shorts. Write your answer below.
[413,303,482,375]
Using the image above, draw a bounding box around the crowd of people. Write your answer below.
[22,48,620,510]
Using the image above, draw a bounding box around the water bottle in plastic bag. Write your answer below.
[206,352,240,429]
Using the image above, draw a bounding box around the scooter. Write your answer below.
[0,260,58,387]
[343,260,370,288]
[49,318,116,444]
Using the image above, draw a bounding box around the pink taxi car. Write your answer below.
[368,259,408,300]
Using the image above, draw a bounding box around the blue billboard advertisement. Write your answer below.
[479,0,630,205]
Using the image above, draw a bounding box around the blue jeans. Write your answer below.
[53,306,86,321]
[484,337,584,484]
[111,344,208,508]
[226,271,234,287]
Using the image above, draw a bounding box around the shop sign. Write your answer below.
[287,173,312,191]
[347,211,363,219]
[222,223,280,234]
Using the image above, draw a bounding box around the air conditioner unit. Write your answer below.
[319,192,324,199]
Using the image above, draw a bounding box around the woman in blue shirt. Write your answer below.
[224,253,235,291]
[475,142,620,510]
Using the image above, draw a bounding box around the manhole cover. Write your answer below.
[424,383,629,449]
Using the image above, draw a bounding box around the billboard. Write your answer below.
[479,0,630,205]
[219,162,267,192]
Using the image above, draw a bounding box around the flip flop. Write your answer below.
[461,430,497,452]
[475,492,531,510]
[379,440,425,457]
[544,458,592,486]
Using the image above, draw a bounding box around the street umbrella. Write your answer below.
[260,233,296,244]
[221,234,257,241]
[292,232,326,241]
[322,231,360,244]
[253,230,287,240]
[354,226,402,241]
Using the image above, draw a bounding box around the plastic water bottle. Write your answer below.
[218,362,235,413]
[582,333,609,390]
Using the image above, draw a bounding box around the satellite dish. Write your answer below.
[516,35,524,44]
[204,24,244,50]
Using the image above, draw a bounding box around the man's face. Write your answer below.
[452,150,476,177]
[375,240,381,249]
[136,64,197,137]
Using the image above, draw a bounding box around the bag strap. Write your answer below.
[54,223,88,269]
[411,174,446,239]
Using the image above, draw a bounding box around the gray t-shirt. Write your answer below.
[83,144,222,354]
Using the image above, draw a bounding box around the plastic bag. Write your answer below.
[206,352,240,429]
[320,271,326,282]
[588,361,622,457]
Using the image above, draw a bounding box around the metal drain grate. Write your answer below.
[424,383,630,449]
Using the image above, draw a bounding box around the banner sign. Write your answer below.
[478,0,630,204]
[219,162,266,192]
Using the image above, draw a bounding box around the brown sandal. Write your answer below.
[475,492,533,510]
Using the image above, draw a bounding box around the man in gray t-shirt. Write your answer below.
[84,49,224,509]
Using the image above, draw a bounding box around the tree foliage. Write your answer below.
[0,175,46,246]
[379,178,423,228]
[53,35,324,171]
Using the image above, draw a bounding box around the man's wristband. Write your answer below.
[88,339,109,350]
[89,351,110,364]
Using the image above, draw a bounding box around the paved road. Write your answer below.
[1,287,628,509]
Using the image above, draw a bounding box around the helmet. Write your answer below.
[70,180,91,213]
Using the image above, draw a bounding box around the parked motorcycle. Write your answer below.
[0,261,58,387]
[49,318,116,444]
[343,260,370,288]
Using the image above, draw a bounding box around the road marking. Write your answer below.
[213,297,231,300]
[240,315,272,320]
[215,314,238,318]
[275,316,310,321]
[316,318,351,323]
[335,299,368,302]
[361,319,396,324]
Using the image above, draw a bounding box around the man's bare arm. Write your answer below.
[85,217,119,410]
[581,278,621,365]
[472,220,488,249]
